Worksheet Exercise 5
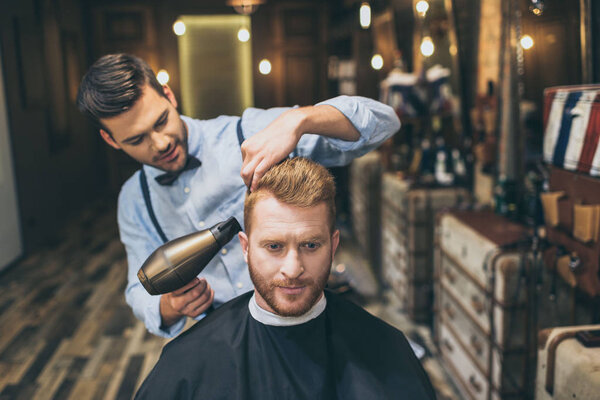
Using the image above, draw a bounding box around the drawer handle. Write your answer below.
[442,338,454,353]
[470,335,483,356]
[469,375,482,393]
[444,303,455,320]
[471,296,485,315]
[445,269,456,284]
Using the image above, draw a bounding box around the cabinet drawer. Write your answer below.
[439,254,529,348]
[439,322,489,400]
[439,288,490,373]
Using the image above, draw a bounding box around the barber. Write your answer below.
[77,53,400,338]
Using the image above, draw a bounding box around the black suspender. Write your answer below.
[139,118,245,244]
[139,168,169,244]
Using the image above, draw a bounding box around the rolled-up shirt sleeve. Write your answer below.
[314,95,400,151]
[293,95,400,166]
[118,179,186,338]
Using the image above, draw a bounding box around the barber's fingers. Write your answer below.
[250,158,271,192]
[241,155,262,189]
[187,288,215,318]
[171,277,201,296]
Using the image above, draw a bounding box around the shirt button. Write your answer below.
[237,282,243,289]
[198,221,205,228]
[184,187,190,194]
[221,248,228,255]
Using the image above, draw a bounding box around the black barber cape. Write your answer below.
[135,291,436,399]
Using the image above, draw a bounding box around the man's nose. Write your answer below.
[150,132,170,152]
[280,250,304,279]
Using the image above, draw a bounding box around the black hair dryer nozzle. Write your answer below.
[137,217,242,295]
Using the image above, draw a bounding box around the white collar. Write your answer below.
[248,292,327,326]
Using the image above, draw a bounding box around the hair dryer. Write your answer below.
[138,217,242,295]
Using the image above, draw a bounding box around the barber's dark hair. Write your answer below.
[76,53,166,131]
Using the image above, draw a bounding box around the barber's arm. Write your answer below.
[240,95,400,191]
[118,188,213,338]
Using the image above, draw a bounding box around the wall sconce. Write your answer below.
[520,35,534,50]
[416,1,429,18]
[156,69,170,85]
[237,27,250,42]
[259,59,272,75]
[420,36,434,57]
[227,0,266,15]
[360,2,371,29]
[173,20,186,36]
[371,54,383,70]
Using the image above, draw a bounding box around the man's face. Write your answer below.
[239,195,339,317]
[99,84,188,172]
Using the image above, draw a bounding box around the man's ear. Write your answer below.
[331,229,340,261]
[238,231,249,264]
[99,129,121,150]
[163,85,178,108]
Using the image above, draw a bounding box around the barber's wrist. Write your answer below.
[290,106,311,142]
[159,295,183,328]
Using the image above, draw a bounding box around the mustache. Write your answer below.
[270,278,313,288]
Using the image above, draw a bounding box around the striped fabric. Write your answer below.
[543,85,600,175]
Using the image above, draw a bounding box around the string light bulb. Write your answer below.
[360,3,371,29]
[156,70,170,85]
[371,54,384,70]
[173,20,186,36]
[420,36,434,57]
[520,35,534,50]
[237,27,250,42]
[259,59,272,75]
[416,1,429,17]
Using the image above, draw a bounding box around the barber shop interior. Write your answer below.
[1,0,600,398]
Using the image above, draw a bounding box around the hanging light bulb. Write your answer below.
[520,35,534,50]
[416,1,429,17]
[173,20,186,36]
[237,27,250,42]
[226,0,266,15]
[529,0,545,16]
[360,3,371,29]
[371,54,384,70]
[420,36,434,57]
[156,69,170,85]
[259,59,272,75]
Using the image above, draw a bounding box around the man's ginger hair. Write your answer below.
[244,157,336,234]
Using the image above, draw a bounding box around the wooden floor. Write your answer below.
[0,203,459,400]
[0,204,168,400]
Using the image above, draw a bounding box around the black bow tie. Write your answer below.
[155,156,202,186]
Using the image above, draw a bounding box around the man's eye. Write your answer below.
[266,243,281,251]
[156,117,167,128]
[129,137,144,145]
[303,242,320,250]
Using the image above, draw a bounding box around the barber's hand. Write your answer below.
[240,108,305,192]
[159,278,214,328]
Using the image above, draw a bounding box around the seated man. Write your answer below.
[135,158,436,399]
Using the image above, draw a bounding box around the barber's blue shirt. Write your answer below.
[118,96,400,337]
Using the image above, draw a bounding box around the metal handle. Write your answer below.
[471,295,485,314]
[470,334,483,356]
[444,303,455,320]
[469,375,482,393]
[445,268,456,284]
[443,338,454,352]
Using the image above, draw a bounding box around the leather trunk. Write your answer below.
[382,173,469,323]
[350,152,383,284]
[435,210,534,399]
[535,325,600,400]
